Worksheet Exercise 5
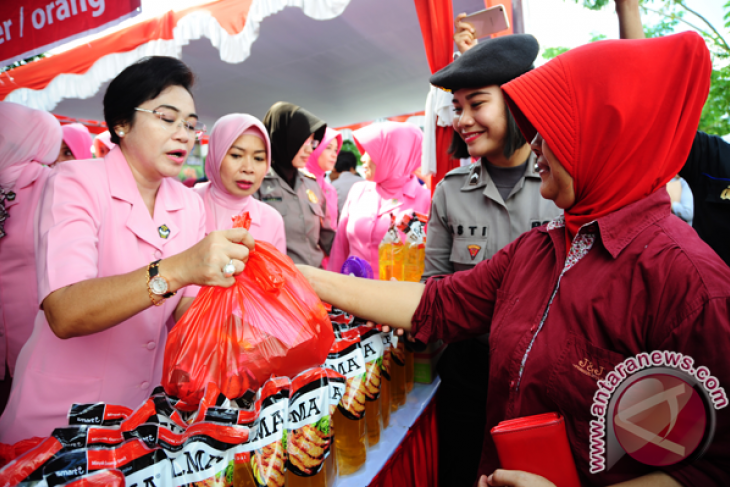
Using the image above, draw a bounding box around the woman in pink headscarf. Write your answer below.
[55,123,92,164]
[328,121,431,274]
[195,114,286,253]
[305,127,342,228]
[0,102,62,408]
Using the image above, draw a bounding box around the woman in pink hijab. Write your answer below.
[305,127,342,228]
[56,123,92,164]
[328,121,431,274]
[0,102,62,407]
[195,114,286,253]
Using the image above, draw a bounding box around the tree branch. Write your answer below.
[641,4,730,54]
[677,0,730,53]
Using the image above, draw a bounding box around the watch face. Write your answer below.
[149,275,168,295]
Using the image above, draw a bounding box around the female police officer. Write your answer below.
[256,102,335,267]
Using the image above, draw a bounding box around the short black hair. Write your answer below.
[104,56,195,145]
[448,103,527,161]
[334,151,358,173]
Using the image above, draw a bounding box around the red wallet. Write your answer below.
[491,412,581,487]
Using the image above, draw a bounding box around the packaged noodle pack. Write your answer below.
[67,404,133,428]
[323,326,367,476]
[42,439,170,487]
[356,326,384,447]
[163,212,334,408]
[285,368,337,487]
[0,418,160,487]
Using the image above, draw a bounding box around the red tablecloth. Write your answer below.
[368,397,438,487]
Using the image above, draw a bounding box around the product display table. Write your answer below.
[337,376,441,487]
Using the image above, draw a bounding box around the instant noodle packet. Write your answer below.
[42,439,169,487]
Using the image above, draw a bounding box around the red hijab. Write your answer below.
[502,32,711,238]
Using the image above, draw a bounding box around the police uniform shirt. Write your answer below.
[255,168,335,267]
[423,153,562,277]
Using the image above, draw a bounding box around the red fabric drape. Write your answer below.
[413,0,456,194]
[368,397,438,487]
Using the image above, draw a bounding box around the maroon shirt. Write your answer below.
[413,190,730,486]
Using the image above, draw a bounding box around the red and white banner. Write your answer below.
[0,0,141,68]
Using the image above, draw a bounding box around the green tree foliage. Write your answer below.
[563,0,730,135]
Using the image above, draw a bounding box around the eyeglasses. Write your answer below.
[134,107,207,140]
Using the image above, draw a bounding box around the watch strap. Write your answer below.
[147,260,175,304]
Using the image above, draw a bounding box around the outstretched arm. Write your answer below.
[616,0,645,39]
[298,266,424,330]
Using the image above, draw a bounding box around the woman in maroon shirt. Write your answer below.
[300,32,730,487]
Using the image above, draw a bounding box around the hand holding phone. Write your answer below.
[454,13,479,54]
[462,5,510,40]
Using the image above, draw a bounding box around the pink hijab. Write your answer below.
[306,127,342,227]
[198,113,271,212]
[0,102,61,190]
[353,121,423,200]
[61,123,93,160]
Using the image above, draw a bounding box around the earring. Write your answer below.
[118,131,125,137]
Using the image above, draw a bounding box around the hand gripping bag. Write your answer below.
[163,212,335,408]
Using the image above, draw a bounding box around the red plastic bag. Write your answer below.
[162,212,334,408]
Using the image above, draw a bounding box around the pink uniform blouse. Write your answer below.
[0,147,205,443]
[0,164,50,380]
[194,182,286,254]
[328,177,431,274]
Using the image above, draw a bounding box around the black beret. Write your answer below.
[430,34,539,92]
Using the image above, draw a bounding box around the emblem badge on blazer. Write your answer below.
[158,224,171,239]
[467,244,481,260]
[721,186,730,200]
[306,189,319,204]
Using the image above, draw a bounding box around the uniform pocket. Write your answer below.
[308,200,325,218]
[449,236,489,265]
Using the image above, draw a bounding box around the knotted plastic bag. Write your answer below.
[162,212,334,408]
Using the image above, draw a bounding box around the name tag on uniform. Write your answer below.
[262,196,283,203]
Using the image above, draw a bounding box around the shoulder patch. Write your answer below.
[299,168,317,180]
